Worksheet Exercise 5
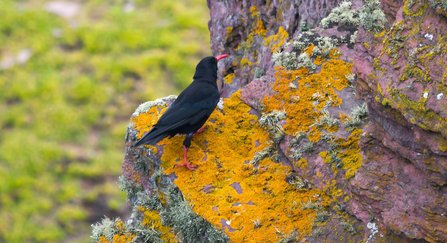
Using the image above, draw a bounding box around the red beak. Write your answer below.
[215,54,229,61]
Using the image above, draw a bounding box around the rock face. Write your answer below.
[92,0,447,242]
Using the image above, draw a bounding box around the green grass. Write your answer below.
[0,0,210,242]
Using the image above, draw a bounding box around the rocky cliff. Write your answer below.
[91,0,447,242]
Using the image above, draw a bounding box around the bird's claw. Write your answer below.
[174,162,197,170]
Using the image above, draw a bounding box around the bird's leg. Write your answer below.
[174,136,197,170]
[193,125,208,137]
[173,146,197,170]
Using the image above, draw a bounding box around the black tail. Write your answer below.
[133,127,167,147]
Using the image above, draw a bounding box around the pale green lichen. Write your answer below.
[300,199,320,210]
[291,148,303,161]
[272,52,283,67]
[313,110,339,128]
[134,159,148,174]
[91,216,120,241]
[315,210,330,222]
[343,104,368,131]
[432,0,447,10]
[321,1,360,28]
[359,0,387,33]
[340,221,356,235]
[313,37,338,57]
[303,142,315,153]
[160,188,230,243]
[118,175,143,201]
[258,110,287,139]
[313,227,323,237]
[251,218,262,228]
[320,0,386,34]
[320,133,334,141]
[289,175,307,189]
[350,31,357,44]
[250,144,274,165]
[254,67,265,78]
[297,52,317,70]
[282,52,298,70]
[345,73,355,82]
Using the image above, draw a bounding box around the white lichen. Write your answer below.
[282,52,298,70]
[297,52,316,70]
[345,73,355,82]
[132,95,177,118]
[424,33,434,40]
[272,51,283,67]
[437,93,444,100]
[321,1,359,28]
[217,98,224,110]
[350,31,357,44]
[258,110,287,138]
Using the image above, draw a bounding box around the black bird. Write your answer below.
[134,54,229,170]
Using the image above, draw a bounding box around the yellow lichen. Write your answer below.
[403,0,428,17]
[224,73,236,84]
[264,27,289,53]
[131,92,331,242]
[138,206,177,242]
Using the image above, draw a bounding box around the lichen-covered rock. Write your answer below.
[93,0,447,242]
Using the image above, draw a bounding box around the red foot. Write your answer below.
[174,146,197,170]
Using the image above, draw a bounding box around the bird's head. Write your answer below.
[193,54,229,81]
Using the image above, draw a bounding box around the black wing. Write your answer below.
[134,83,219,146]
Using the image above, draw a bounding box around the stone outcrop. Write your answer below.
[92,0,447,242]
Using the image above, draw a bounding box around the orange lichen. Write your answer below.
[131,106,166,138]
[262,59,352,136]
[132,92,331,242]
[314,56,326,65]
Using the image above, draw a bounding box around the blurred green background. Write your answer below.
[0,0,210,242]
